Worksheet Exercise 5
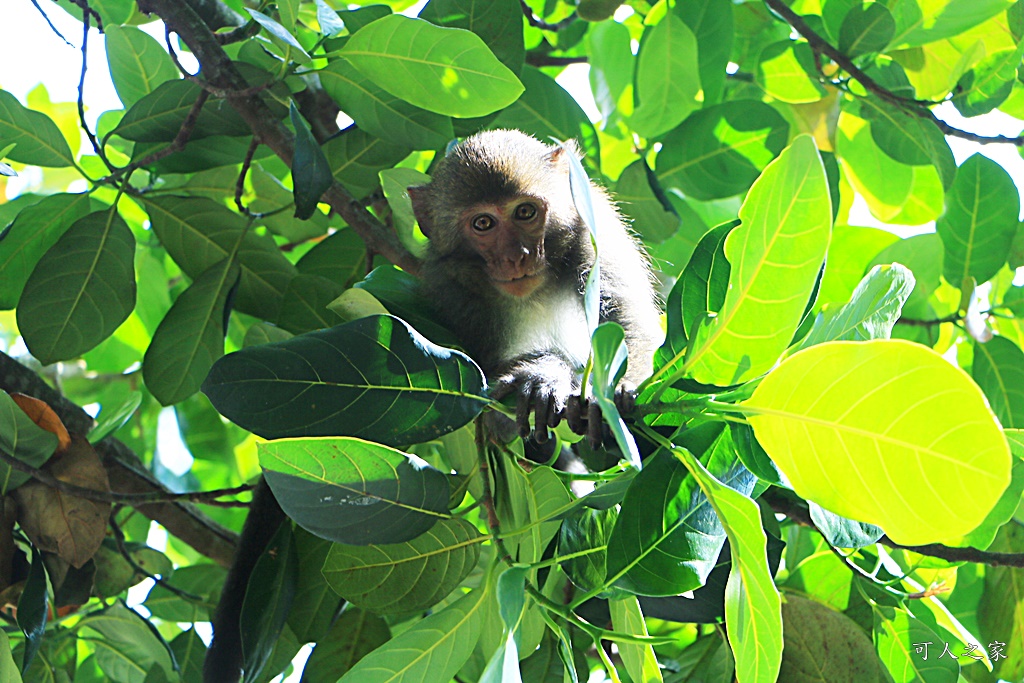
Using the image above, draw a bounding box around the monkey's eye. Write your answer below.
[514,203,537,220]
[471,214,496,233]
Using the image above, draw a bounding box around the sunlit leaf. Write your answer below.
[0,90,75,167]
[104,25,179,107]
[631,14,701,137]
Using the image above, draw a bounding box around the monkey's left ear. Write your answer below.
[545,139,582,165]
[407,185,434,238]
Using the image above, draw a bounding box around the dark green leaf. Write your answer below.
[276,274,344,334]
[675,0,733,105]
[141,195,297,321]
[419,0,525,75]
[323,517,481,612]
[241,522,298,683]
[868,233,943,308]
[838,3,895,57]
[134,135,275,173]
[77,603,175,680]
[18,547,48,673]
[203,315,486,443]
[973,336,1024,429]
[290,102,334,220]
[259,437,450,544]
[0,90,75,167]
[301,608,391,682]
[0,192,94,309]
[936,153,1019,286]
[953,46,1022,117]
[558,507,616,593]
[288,529,344,643]
[114,79,250,142]
[247,8,311,63]
[657,101,789,200]
[808,503,884,548]
[295,228,367,288]
[320,59,454,150]
[143,258,240,406]
[105,25,179,107]
[615,161,679,244]
[353,266,460,346]
[169,629,206,683]
[340,15,524,118]
[17,208,136,364]
[337,5,392,33]
[324,128,412,199]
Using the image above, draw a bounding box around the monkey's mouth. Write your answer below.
[494,272,543,297]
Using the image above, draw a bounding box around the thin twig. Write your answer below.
[234,136,262,217]
[897,313,962,327]
[76,11,115,173]
[216,20,260,45]
[520,0,577,31]
[109,511,204,601]
[29,0,73,46]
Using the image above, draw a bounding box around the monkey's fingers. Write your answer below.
[516,382,535,438]
[566,395,585,435]
[533,388,553,444]
[586,401,603,450]
[615,385,637,415]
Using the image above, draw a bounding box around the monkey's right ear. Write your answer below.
[407,185,434,238]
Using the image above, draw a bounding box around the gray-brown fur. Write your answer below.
[410,129,663,439]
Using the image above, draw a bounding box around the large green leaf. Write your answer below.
[605,438,756,596]
[320,59,453,150]
[973,336,1024,429]
[142,258,240,406]
[492,67,600,164]
[678,135,831,386]
[631,14,701,138]
[114,79,250,142]
[104,25,178,107]
[614,160,679,244]
[675,0,733,106]
[203,315,486,443]
[0,193,94,309]
[290,102,333,221]
[76,603,175,682]
[141,196,297,321]
[610,597,663,683]
[17,208,136,364]
[0,391,58,493]
[895,0,1015,47]
[301,608,391,682]
[587,20,633,121]
[755,40,828,103]
[418,0,525,75]
[838,3,895,56]
[276,274,344,335]
[0,90,75,167]
[745,339,1012,545]
[656,101,789,201]
[340,15,524,118]
[835,111,912,222]
[323,517,481,613]
[953,46,1023,116]
[324,129,412,200]
[338,584,488,683]
[260,437,450,545]
[936,153,1019,287]
[590,323,641,468]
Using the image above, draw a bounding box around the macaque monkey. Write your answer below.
[409,130,663,443]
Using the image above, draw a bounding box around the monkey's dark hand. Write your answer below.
[565,384,638,449]
[491,355,578,443]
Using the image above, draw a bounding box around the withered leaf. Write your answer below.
[10,394,71,451]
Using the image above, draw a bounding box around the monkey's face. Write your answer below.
[458,195,549,298]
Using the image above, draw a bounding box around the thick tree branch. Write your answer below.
[761,0,1024,147]
[0,352,237,567]
[137,0,421,274]
[764,489,1024,568]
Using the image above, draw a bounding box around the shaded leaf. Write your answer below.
[290,102,334,220]
[241,522,298,683]
[114,79,250,142]
[973,335,1024,429]
[301,608,390,683]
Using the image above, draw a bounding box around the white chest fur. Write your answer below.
[500,293,592,369]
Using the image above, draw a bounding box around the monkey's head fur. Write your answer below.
[409,129,590,300]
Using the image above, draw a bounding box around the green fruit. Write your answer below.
[577,0,623,22]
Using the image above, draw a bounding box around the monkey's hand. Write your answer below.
[564,383,638,449]
[490,355,578,443]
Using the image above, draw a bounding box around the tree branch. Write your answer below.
[137,0,421,274]
[0,352,237,567]
[520,0,578,31]
[526,53,589,67]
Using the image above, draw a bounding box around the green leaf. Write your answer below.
[379,167,431,258]
[302,608,391,682]
[895,0,1015,48]
[259,437,451,544]
[0,90,75,167]
[656,101,789,201]
[323,517,481,613]
[247,8,311,63]
[780,594,889,681]
[610,597,663,683]
[104,25,179,107]
[962,431,1024,548]
[868,233,943,308]
[340,15,524,118]
[88,391,143,444]
[315,0,346,37]
[338,583,489,683]
[668,447,782,683]
[320,59,454,150]
[558,507,615,593]
[141,196,297,321]
[240,522,297,683]
[605,439,757,596]
[277,274,344,334]
[325,128,412,200]
[203,315,486,443]
[353,266,460,347]
[418,0,526,75]
[859,97,955,188]
[838,3,895,56]
[675,0,733,106]
[590,323,641,468]
[953,45,1023,116]
[143,258,240,406]
[587,21,633,121]
[290,102,333,220]
[937,153,1020,287]
[973,336,1024,429]
[755,40,827,103]
[114,79,250,142]
[76,603,174,682]
[797,264,915,349]
[875,605,960,681]
[631,14,701,138]
[17,208,136,364]
[0,192,94,309]
[681,135,831,386]
[287,529,343,643]
[17,548,47,673]
[296,228,367,288]
[745,339,1012,544]
[836,111,912,222]
[493,67,600,164]
[614,160,679,244]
